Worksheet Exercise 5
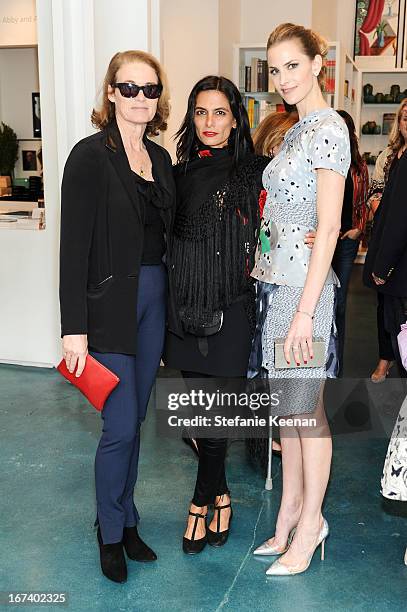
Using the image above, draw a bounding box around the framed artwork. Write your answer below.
[14,140,42,178]
[32,92,41,138]
[354,0,402,67]
[22,150,37,171]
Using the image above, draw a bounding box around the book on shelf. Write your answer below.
[245,66,251,92]
[239,64,246,90]
[251,57,258,92]
[244,97,285,129]
[242,57,272,93]
[325,58,336,94]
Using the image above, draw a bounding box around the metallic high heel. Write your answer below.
[253,528,296,556]
[265,518,329,575]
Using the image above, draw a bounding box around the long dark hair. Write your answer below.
[337,109,363,173]
[175,75,253,166]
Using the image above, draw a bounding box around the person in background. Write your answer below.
[253,109,299,157]
[331,110,369,377]
[366,100,407,382]
[60,51,175,583]
[251,110,301,458]
[366,102,407,567]
[363,100,407,380]
[164,76,269,554]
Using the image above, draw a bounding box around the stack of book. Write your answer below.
[244,98,285,129]
[325,58,336,94]
[241,58,274,93]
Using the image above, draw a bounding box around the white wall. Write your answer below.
[335,0,355,57]
[0,0,60,368]
[0,48,39,139]
[161,0,219,159]
[312,0,337,43]
[219,0,240,79]
[0,0,153,367]
[93,0,149,99]
[0,0,37,46]
[240,0,312,44]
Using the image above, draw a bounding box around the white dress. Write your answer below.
[381,395,407,501]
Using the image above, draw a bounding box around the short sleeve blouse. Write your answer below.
[309,116,350,175]
[251,108,351,286]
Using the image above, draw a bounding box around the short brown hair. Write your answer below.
[91,50,170,136]
[267,23,328,90]
[388,98,407,154]
[253,111,298,156]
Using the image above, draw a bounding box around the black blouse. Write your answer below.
[133,171,166,265]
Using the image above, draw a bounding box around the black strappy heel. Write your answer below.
[207,502,233,547]
[182,510,207,555]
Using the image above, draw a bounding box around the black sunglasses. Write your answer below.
[112,82,162,99]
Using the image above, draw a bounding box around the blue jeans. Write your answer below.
[91,265,167,543]
[331,237,360,377]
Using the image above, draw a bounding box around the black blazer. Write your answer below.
[59,120,179,354]
[363,150,407,298]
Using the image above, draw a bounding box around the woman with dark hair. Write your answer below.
[164,75,269,554]
[60,51,175,583]
[331,109,369,376]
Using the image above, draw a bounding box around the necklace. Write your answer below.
[140,167,144,176]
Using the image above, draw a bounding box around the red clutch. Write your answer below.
[57,354,120,411]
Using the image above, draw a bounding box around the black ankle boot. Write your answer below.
[97,527,127,583]
[122,526,157,562]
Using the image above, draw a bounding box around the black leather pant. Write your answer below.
[377,292,395,361]
[181,371,229,506]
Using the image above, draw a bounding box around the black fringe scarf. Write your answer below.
[171,148,269,329]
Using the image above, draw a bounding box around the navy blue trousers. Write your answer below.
[91,265,167,544]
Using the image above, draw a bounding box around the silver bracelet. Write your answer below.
[296,308,314,320]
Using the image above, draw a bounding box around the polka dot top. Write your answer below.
[251,107,351,287]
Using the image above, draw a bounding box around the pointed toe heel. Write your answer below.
[253,528,296,556]
[122,526,157,562]
[266,519,329,576]
[97,527,127,583]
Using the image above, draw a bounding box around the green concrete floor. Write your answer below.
[1,266,406,612]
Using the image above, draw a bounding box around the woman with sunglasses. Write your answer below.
[164,75,269,554]
[59,51,176,583]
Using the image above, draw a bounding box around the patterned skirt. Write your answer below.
[381,395,407,501]
[248,281,338,415]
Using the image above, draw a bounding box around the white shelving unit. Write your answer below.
[233,41,361,127]
[357,68,407,170]
[232,43,282,130]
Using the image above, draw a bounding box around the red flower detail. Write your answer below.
[198,149,212,158]
[258,189,267,217]
[235,208,248,225]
